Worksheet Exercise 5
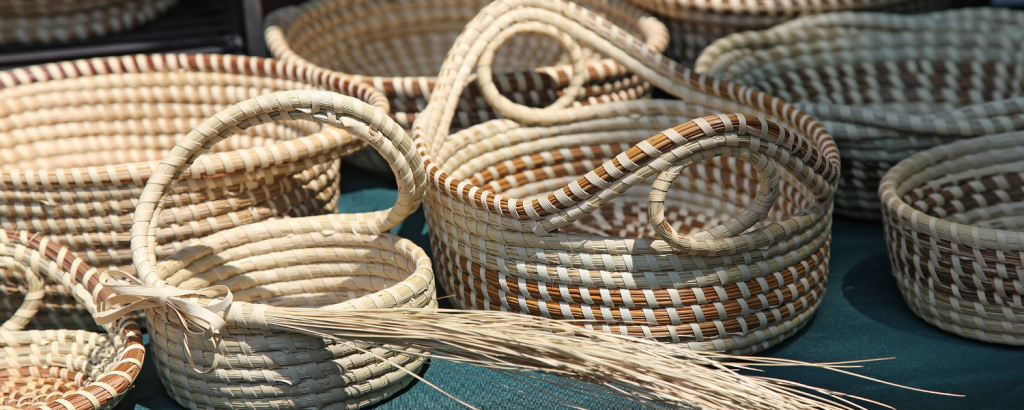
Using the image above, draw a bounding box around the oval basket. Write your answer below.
[264,0,669,175]
[123,89,434,409]
[414,0,839,353]
[0,53,386,330]
[0,0,179,45]
[694,8,1024,220]
[880,131,1024,346]
[0,229,145,410]
[622,0,952,65]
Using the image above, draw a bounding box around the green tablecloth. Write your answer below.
[120,164,1024,410]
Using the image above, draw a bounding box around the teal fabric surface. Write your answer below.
[119,164,1024,410]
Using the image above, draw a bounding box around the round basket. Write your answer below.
[0,0,179,46]
[0,229,145,410]
[622,0,953,65]
[0,53,386,329]
[112,89,433,409]
[414,0,839,353]
[880,131,1024,346]
[264,0,669,175]
[694,8,1024,220]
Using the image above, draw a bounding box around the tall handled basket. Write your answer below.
[694,8,1024,220]
[414,0,839,352]
[880,131,1024,346]
[0,54,385,329]
[0,229,145,409]
[622,0,952,65]
[115,89,434,409]
[264,0,669,175]
[0,0,178,45]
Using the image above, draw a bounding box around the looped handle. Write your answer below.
[649,147,780,256]
[0,232,46,333]
[130,90,425,286]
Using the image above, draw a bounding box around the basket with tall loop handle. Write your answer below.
[0,54,386,330]
[95,89,434,409]
[410,0,840,353]
[264,0,669,176]
[0,229,145,410]
[0,0,179,46]
[694,8,1024,220]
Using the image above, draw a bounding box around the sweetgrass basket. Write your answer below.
[264,0,669,175]
[414,0,839,352]
[880,131,1024,346]
[694,8,1024,220]
[0,0,179,45]
[113,89,433,409]
[0,229,145,410]
[622,0,953,65]
[0,54,385,330]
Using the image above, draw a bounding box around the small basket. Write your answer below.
[0,0,179,45]
[119,89,434,409]
[623,0,953,65]
[693,8,1024,219]
[0,229,145,410]
[264,0,669,175]
[880,131,1024,346]
[415,0,839,353]
[0,54,387,329]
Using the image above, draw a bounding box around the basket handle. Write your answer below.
[129,90,425,285]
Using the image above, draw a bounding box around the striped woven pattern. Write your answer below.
[126,89,433,409]
[413,0,838,352]
[0,0,179,45]
[1,230,145,410]
[0,54,383,330]
[694,8,1024,220]
[881,131,1024,346]
[264,0,669,176]
[623,0,953,65]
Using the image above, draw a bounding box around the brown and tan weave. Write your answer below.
[264,0,669,175]
[0,230,145,410]
[106,89,433,409]
[880,131,1024,346]
[0,54,385,330]
[694,8,1024,220]
[623,0,953,65]
[411,0,838,352]
[0,0,178,45]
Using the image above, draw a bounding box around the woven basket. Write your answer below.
[0,53,386,330]
[0,229,145,410]
[413,0,838,353]
[623,0,953,65]
[112,89,433,409]
[0,0,179,46]
[694,8,1024,220]
[264,0,669,175]
[880,131,1024,346]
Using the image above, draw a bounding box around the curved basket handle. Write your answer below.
[129,90,425,285]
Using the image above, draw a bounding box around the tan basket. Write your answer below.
[264,0,669,175]
[623,0,953,65]
[0,230,145,410]
[94,89,433,409]
[880,131,1024,346]
[694,8,1024,220]
[0,0,179,45]
[0,54,387,330]
[414,0,838,353]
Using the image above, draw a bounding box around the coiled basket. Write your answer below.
[0,229,145,410]
[121,90,435,409]
[881,131,1024,346]
[0,54,383,329]
[0,0,178,45]
[264,0,669,175]
[622,0,952,65]
[415,0,839,353]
